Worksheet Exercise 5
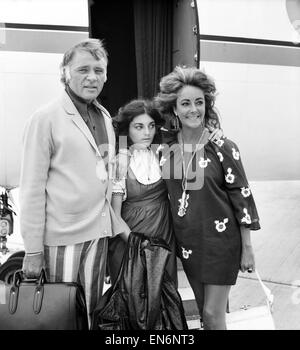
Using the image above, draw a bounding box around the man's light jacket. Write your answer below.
[19,91,129,253]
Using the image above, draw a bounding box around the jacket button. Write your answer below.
[103,230,107,234]
[101,212,106,217]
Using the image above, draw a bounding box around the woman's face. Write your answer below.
[174,85,206,130]
[129,113,156,148]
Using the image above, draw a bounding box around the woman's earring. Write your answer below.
[176,115,182,130]
[172,114,181,130]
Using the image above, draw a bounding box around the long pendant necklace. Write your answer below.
[177,128,205,217]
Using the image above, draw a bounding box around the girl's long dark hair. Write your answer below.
[113,99,166,150]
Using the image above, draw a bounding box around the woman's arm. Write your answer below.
[240,226,255,273]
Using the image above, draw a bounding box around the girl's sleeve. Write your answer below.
[213,137,261,230]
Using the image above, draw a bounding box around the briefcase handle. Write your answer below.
[9,269,47,315]
[12,268,46,285]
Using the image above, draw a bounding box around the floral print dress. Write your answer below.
[161,131,260,285]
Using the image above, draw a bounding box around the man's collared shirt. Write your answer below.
[66,86,109,169]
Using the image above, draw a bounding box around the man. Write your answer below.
[19,39,129,326]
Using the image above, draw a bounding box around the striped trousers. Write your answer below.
[44,237,108,328]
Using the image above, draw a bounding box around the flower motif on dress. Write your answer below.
[241,187,251,198]
[217,152,224,162]
[198,157,211,168]
[159,156,167,167]
[182,247,192,259]
[225,168,235,184]
[214,218,229,232]
[232,147,240,160]
[215,139,224,147]
[241,208,252,224]
[156,144,165,154]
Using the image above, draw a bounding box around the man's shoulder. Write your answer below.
[28,96,64,126]
[34,95,62,115]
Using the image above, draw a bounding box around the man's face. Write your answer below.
[67,50,107,102]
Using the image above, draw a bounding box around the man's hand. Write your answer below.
[22,252,44,279]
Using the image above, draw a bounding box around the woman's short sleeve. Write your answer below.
[212,137,260,230]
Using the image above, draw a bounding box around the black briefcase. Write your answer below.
[0,269,88,330]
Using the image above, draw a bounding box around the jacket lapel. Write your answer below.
[61,92,101,157]
[93,100,116,164]
[61,92,116,188]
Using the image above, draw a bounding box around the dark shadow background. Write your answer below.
[89,0,173,117]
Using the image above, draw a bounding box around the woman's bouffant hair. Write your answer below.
[155,66,220,129]
[113,99,166,149]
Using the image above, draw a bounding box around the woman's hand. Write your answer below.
[240,245,255,273]
[207,126,224,142]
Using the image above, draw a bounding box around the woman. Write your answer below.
[155,66,261,330]
[108,99,178,286]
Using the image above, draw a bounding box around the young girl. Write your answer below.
[108,99,178,286]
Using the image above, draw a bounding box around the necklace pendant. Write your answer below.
[178,206,186,217]
[178,191,189,217]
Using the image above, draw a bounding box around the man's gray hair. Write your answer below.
[60,38,108,85]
